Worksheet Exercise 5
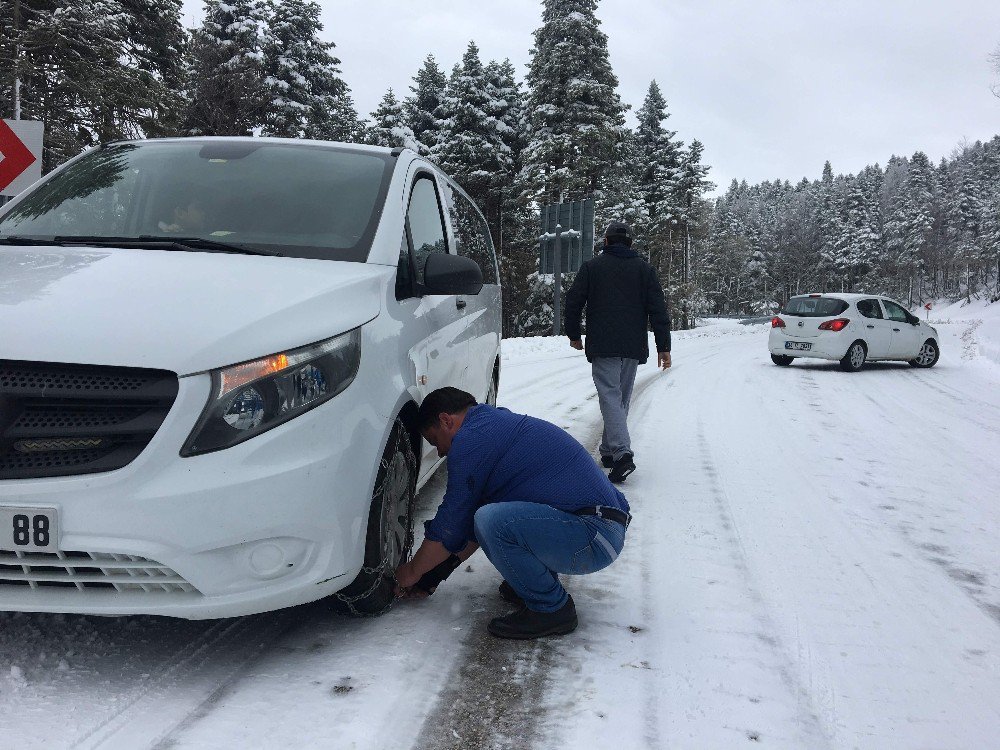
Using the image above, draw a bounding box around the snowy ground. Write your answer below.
[2,303,999,749]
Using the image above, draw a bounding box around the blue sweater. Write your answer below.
[423,404,630,553]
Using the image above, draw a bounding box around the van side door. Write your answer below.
[437,178,502,403]
[398,170,472,480]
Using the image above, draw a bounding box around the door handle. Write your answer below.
[456,299,467,310]
[866,324,875,329]
[892,328,900,332]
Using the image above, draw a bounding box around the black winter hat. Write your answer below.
[604,221,632,241]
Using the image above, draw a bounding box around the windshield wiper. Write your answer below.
[0,235,60,246]
[51,235,284,257]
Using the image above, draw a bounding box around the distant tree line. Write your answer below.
[2,0,996,332]
[704,142,1000,315]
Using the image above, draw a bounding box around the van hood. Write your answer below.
[0,246,386,375]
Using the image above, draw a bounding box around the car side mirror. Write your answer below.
[422,253,484,296]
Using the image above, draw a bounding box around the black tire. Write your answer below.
[333,419,416,617]
[908,339,940,368]
[771,354,794,366]
[839,341,867,372]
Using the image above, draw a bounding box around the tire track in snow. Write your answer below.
[69,610,303,750]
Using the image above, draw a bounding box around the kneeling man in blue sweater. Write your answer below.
[395,387,631,639]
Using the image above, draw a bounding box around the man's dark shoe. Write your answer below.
[488,596,578,639]
[600,455,614,469]
[498,579,524,607]
[609,452,636,484]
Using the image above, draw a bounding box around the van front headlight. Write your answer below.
[181,328,361,456]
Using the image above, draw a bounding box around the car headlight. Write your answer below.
[181,328,361,456]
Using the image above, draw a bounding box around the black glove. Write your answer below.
[413,554,462,595]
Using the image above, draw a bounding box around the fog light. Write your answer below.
[249,542,286,578]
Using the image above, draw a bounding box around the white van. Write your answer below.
[0,138,501,618]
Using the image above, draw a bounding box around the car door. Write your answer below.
[881,299,921,359]
[398,170,472,479]
[438,177,501,404]
[856,298,892,358]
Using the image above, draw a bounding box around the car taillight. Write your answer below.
[818,318,850,332]
[771,317,785,328]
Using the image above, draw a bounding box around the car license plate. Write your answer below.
[785,342,812,351]
[0,507,59,553]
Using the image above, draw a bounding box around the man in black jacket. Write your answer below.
[564,221,672,483]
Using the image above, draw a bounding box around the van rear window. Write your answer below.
[781,297,849,317]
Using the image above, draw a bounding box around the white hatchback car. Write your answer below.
[768,293,940,371]
[0,137,501,619]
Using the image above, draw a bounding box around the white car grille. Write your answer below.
[0,549,199,593]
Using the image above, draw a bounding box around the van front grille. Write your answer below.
[0,360,179,479]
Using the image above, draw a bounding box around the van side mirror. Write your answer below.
[422,253,484,296]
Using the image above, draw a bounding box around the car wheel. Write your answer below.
[771,354,794,366]
[839,341,867,372]
[333,419,416,617]
[909,339,940,368]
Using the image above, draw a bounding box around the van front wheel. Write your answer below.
[333,419,416,617]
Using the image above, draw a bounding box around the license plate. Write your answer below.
[785,342,812,351]
[0,507,59,553]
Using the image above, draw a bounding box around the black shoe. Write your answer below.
[488,596,578,639]
[498,580,524,607]
[600,455,614,469]
[609,453,636,484]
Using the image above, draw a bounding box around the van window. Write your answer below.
[781,297,849,317]
[440,181,498,285]
[407,176,448,286]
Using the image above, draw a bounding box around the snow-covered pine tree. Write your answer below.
[260,0,358,141]
[633,81,683,277]
[120,0,188,138]
[368,88,419,150]
[184,0,271,136]
[519,0,626,204]
[404,54,447,154]
[596,128,647,250]
[672,139,713,325]
[433,43,514,241]
[5,0,141,169]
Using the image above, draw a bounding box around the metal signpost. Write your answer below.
[538,198,595,335]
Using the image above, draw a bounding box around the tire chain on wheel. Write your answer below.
[333,426,416,618]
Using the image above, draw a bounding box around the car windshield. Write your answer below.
[0,140,395,262]
[781,296,849,317]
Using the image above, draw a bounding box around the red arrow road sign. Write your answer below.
[0,119,39,194]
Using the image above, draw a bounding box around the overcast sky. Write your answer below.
[182,0,1000,193]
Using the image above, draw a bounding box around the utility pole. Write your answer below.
[13,0,21,120]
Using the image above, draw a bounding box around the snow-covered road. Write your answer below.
[2,308,999,749]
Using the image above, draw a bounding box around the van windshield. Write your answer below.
[781,297,849,317]
[0,141,395,262]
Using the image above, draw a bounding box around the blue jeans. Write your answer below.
[473,501,627,613]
